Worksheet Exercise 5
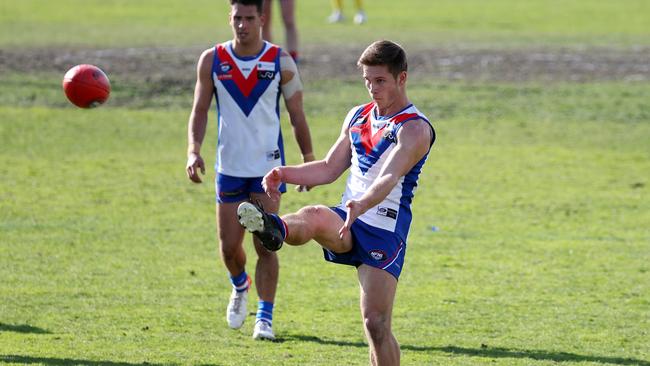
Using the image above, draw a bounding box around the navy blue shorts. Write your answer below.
[324,207,406,280]
[215,173,286,203]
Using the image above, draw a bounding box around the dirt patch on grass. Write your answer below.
[1,43,649,89]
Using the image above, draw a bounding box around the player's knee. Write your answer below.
[298,205,329,222]
[363,312,389,342]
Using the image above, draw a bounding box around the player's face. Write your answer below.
[229,4,263,44]
[362,65,405,108]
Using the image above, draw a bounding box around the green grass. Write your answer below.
[1,79,649,364]
[1,0,650,364]
[1,0,650,47]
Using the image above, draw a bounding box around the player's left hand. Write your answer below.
[339,199,364,239]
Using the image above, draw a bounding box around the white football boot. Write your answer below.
[226,277,250,329]
[252,320,276,341]
[328,10,344,23]
[237,202,284,251]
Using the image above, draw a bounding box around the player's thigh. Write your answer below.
[357,264,397,319]
[299,205,353,252]
[216,202,246,251]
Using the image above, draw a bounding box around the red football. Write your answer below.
[62,64,111,108]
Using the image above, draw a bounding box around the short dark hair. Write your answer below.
[357,40,408,79]
[230,0,263,14]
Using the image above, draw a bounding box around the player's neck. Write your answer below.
[375,94,410,117]
[232,38,265,58]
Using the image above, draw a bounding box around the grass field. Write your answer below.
[1,1,649,365]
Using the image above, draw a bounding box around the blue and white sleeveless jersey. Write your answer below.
[211,41,284,177]
[338,102,434,241]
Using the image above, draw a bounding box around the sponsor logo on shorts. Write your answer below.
[377,207,397,219]
[369,249,387,261]
[219,189,245,197]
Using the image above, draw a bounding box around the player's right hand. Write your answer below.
[186,153,205,183]
[263,167,283,201]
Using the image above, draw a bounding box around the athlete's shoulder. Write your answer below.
[199,47,214,61]
[342,102,373,126]
[393,105,435,145]
[264,40,281,50]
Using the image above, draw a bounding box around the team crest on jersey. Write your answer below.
[220,62,232,73]
[369,249,387,261]
[217,62,233,80]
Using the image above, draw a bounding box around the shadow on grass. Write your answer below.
[278,334,367,347]
[0,355,174,366]
[0,323,50,334]
[437,346,650,366]
[280,335,649,366]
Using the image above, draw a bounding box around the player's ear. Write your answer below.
[398,71,407,86]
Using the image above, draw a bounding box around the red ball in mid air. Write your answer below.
[62,64,111,108]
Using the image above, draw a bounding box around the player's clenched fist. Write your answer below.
[263,167,283,201]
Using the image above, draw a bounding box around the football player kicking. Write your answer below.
[238,40,435,364]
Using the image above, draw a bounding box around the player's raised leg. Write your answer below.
[238,202,353,254]
[217,202,250,329]
[282,205,353,252]
[358,265,399,365]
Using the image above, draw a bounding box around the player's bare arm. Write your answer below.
[340,118,433,237]
[186,48,215,183]
[263,120,352,201]
[280,50,313,162]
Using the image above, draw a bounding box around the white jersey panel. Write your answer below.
[211,41,283,177]
[337,102,433,240]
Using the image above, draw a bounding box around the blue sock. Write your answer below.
[230,270,249,293]
[268,213,287,240]
[256,300,274,325]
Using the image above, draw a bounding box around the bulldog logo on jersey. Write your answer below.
[220,62,232,73]
[217,62,233,80]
